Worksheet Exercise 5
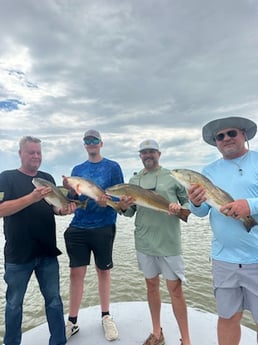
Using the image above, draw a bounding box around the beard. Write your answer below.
[143,158,158,170]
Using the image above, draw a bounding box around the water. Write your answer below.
[0,215,255,340]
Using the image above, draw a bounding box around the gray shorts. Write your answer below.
[212,259,258,322]
[136,251,186,283]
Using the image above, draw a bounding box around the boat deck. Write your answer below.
[21,301,256,345]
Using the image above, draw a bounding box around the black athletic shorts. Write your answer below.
[64,224,116,270]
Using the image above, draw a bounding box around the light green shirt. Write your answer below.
[124,167,189,256]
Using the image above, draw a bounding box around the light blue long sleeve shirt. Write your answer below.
[189,150,258,264]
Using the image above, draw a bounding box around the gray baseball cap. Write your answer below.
[83,129,102,140]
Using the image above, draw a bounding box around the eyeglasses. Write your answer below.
[214,130,238,142]
[84,137,101,145]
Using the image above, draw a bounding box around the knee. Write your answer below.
[97,268,111,281]
[45,294,63,308]
[6,299,23,311]
[167,280,183,298]
[146,277,159,292]
[6,290,25,308]
[70,267,86,280]
[219,312,242,325]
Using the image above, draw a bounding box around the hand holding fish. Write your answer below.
[168,203,183,216]
[96,194,111,208]
[220,199,251,219]
[118,195,136,212]
[62,176,121,212]
[32,177,85,214]
[62,175,77,197]
[56,202,77,216]
[32,186,53,203]
[187,184,207,206]
[171,168,257,231]
[105,183,191,222]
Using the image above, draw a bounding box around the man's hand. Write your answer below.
[168,202,182,215]
[31,186,52,203]
[118,195,135,212]
[56,202,77,216]
[187,184,206,206]
[220,199,250,219]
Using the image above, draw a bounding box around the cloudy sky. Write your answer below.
[1,0,258,183]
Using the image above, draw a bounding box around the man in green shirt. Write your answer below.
[121,139,191,345]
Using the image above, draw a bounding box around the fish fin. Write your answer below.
[81,198,89,209]
[74,198,89,209]
[73,184,82,196]
[242,216,258,233]
[58,186,68,197]
[178,208,191,222]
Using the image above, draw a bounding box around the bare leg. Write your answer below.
[167,279,191,345]
[217,312,242,345]
[145,275,162,339]
[69,266,87,317]
[96,267,111,312]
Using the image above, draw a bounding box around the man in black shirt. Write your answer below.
[0,136,76,345]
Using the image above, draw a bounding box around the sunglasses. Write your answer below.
[84,137,101,145]
[214,130,238,142]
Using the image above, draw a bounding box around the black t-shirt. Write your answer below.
[0,169,61,263]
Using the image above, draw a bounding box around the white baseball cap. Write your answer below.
[139,139,159,152]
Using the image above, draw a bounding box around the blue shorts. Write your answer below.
[64,225,116,270]
[212,259,258,321]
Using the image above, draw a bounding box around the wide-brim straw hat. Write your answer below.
[202,116,257,146]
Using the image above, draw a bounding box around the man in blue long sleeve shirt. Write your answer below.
[187,116,258,345]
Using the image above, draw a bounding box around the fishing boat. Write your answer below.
[21,301,256,344]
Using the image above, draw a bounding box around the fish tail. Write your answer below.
[243,216,258,232]
[179,208,191,222]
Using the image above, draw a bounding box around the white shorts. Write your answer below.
[136,251,186,283]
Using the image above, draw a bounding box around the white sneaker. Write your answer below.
[102,315,119,341]
[66,320,79,340]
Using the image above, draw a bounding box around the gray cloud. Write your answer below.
[1,0,258,183]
